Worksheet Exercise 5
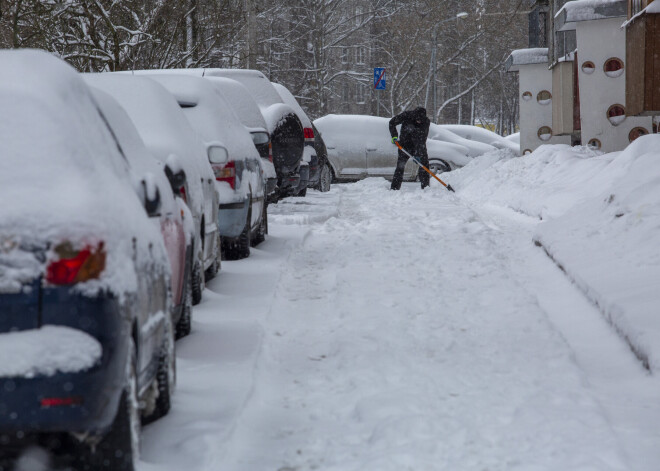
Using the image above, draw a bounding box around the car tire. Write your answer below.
[191,261,203,306]
[429,159,451,175]
[205,237,221,281]
[319,163,332,192]
[143,317,176,424]
[252,204,267,246]
[294,187,307,197]
[92,340,140,471]
[176,259,193,339]
[224,211,251,260]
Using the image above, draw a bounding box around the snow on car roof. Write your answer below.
[0,50,166,297]
[272,83,313,129]
[88,87,177,216]
[429,124,497,157]
[145,74,259,161]
[205,77,268,132]
[440,124,520,156]
[82,73,210,213]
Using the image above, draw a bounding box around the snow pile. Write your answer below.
[205,77,269,133]
[508,47,549,66]
[429,123,496,157]
[0,50,167,298]
[451,136,660,373]
[0,326,101,377]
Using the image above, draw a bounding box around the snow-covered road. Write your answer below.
[139,179,660,471]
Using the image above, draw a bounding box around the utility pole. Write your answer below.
[245,0,258,69]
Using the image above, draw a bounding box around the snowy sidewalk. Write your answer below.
[138,176,660,471]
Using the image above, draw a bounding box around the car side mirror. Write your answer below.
[164,154,187,195]
[207,143,229,164]
[140,173,162,218]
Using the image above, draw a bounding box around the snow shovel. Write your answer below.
[394,141,455,192]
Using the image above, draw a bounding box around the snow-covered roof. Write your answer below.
[555,0,627,31]
[205,77,268,133]
[505,48,549,72]
[624,1,660,27]
[143,74,259,162]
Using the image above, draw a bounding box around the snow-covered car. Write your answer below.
[272,82,319,196]
[313,114,471,182]
[441,124,521,156]
[204,76,278,200]
[428,123,497,157]
[146,74,268,259]
[84,74,221,304]
[88,87,194,339]
[0,50,174,470]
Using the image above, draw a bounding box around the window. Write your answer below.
[607,104,626,126]
[587,138,601,150]
[604,58,624,78]
[581,61,595,75]
[537,126,552,141]
[522,91,532,101]
[356,83,366,104]
[629,127,649,142]
[341,47,349,64]
[342,82,350,103]
[355,46,365,65]
[537,90,552,105]
[522,149,533,155]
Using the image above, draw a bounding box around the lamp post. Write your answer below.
[425,11,468,122]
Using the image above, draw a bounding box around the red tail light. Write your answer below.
[41,397,83,408]
[304,127,315,140]
[46,242,106,285]
[179,185,187,204]
[268,142,273,163]
[213,161,236,189]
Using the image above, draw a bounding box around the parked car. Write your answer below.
[272,82,318,196]
[428,123,497,157]
[145,74,268,259]
[440,124,521,156]
[178,69,305,198]
[83,73,221,304]
[313,114,471,182]
[88,87,194,339]
[0,50,174,471]
[204,76,278,201]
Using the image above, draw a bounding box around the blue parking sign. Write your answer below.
[374,68,386,90]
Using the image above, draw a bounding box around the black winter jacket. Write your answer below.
[389,107,430,157]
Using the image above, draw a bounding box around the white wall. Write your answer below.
[518,63,571,154]
[576,18,653,153]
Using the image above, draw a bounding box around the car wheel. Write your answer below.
[204,236,221,281]
[224,211,251,260]
[252,204,267,246]
[429,159,451,175]
[191,261,203,306]
[294,187,307,197]
[175,271,192,339]
[319,163,332,192]
[143,317,176,424]
[92,340,140,471]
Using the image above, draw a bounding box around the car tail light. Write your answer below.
[179,185,187,204]
[268,142,273,163]
[46,242,106,285]
[41,397,83,408]
[213,161,236,189]
[304,127,315,141]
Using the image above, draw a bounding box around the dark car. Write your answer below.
[0,50,174,471]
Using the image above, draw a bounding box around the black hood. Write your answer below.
[412,107,427,121]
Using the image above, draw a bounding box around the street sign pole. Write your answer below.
[374,67,386,117]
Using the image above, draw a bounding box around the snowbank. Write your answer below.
[451,136,660,372]
[0,326,102,377]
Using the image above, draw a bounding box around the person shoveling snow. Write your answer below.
[389,107,455,192]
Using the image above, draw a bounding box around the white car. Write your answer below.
[145,74,268,259]
[83,74,221,304]
[441,124,521,156]
[313,114,471,182]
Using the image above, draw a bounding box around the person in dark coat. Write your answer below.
[389,106,431,190]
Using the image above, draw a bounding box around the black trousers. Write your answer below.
[391,148,430,190]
